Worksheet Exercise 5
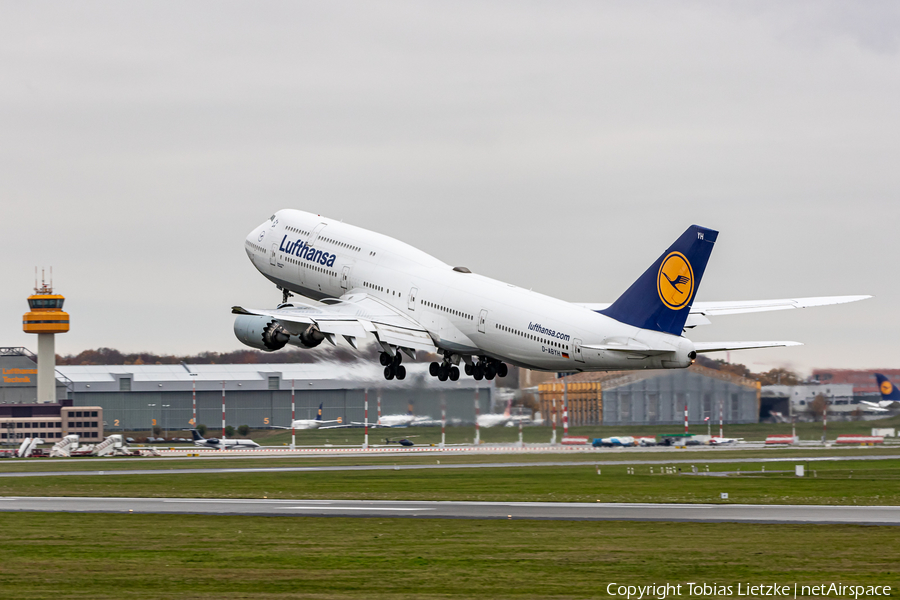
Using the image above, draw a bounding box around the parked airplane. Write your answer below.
[709,437,742,445]
[860,374,900,410]
[234,210,869,381]
[592,436,636,447]
[274,403,349,430]
[190,429,260,449]
[373,413,436,427]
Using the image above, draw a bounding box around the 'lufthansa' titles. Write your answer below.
[280,236,337,267]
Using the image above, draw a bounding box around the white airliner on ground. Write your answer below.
[190,429,260,449]
[273,403,349,430]
[234,210,869,381]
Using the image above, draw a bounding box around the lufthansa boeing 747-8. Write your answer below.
[233,210,869,381]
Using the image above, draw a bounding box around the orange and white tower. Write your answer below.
[22,269,69,403]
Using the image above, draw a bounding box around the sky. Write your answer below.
[0,1,897,375]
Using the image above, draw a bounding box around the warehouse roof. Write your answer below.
[56,362,489,393]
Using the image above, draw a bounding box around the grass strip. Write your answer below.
[0,512,897,600]
[1,460,898,505]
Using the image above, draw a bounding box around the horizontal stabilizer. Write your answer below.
[693,341,802,353]
[581,343,672,356]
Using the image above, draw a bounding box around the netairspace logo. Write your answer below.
[605,582,893,600]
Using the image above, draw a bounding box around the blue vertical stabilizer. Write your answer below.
[600,225,718,335]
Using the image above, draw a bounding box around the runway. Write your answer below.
[1,496,898,524]
[1,454,897,478]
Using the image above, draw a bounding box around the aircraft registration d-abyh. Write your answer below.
[234,210,869,381]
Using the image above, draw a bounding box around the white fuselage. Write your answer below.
[194,439,260,449]
[245,210,694,372]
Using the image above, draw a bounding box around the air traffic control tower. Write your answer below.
[22,272,69,403]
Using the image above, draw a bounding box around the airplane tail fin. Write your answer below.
[315,403,324,421]
[875,374,900,400]
[600,225,718,336]
[190,429,204,441]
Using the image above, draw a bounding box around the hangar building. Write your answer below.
[537,364,760,426]
[52,361,489,432]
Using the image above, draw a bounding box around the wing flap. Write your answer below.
[373,323,436,352]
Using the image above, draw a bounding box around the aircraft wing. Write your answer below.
[576,295,871,327]
[233,293,436,352]
[692,341,802,353]
[859,401,891,412]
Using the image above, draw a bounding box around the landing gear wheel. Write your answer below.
[383,366,395,380]
[449,366,460,381]
[438,365,449,382]
[473,364,484,381]
[380,353,391,366]
[392,353,402,366]
[395,365,407,380]
[497,362,508,378]
[429,362,440,377]
[485,363,497,380]
[464,363,473,376]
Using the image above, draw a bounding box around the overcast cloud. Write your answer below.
[0,1,897,374]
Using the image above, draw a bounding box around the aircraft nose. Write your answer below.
[248,222,269,246]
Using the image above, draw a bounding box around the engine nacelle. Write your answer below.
[234,314,326,351]
[298,324,325,349]
[233,315,289,351]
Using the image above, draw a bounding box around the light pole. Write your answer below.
[147,403,156,437]
[162,404,171,439]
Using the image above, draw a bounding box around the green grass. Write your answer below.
[2,459,899,505]
[0,513,896,599]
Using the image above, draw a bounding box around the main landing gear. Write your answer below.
[380,351,406,381]
[428,355,508,381]
[428,360,459,382]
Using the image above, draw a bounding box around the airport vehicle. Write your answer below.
[49,435,80,457]
[274,403,349,430]
[234,210,869,381]
[190,429,260,449]
[592,436,636,447]
[861,374,900,410]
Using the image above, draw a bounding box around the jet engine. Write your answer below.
[233,315,289,351]
[233,314,326,351]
